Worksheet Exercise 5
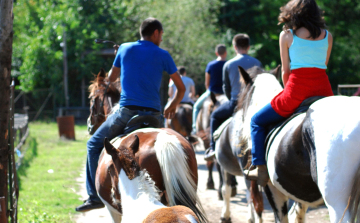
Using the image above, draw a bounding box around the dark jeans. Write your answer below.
[209,99,237,150]
[86,106,164,202]
[250,103,285,165]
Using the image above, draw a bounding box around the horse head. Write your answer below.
[87,69,121,135]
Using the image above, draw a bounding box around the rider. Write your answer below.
[204,34,262,161]
[168,66,195,106]
[191,44,227,135]
[75,17,185,212]
[246,0,334,186]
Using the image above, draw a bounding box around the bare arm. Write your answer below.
[223,65,231,100]
[108,65,120,83]
[164,72,185,119]
[279,30,292,87]
[189,85,196,100]
[205,72,210,90]
[325,32,333,66]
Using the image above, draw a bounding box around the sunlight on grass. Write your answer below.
[17,122,89,222]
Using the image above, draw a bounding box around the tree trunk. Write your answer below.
[0,0,14,209]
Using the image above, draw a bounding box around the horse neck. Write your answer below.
[118,170,164,221]
[243,73,283,143]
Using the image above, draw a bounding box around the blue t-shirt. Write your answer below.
[113,40,177,111]
[205,60,226,94]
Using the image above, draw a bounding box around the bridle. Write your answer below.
[90,82,111,118]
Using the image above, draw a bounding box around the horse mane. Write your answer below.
[236,66,266,114]
[88,73,121,98]
[136,170,162,203]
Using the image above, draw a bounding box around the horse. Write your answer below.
[165,103,193,138]
[214,66,281,223]
[103,137,200,223]
[95,128,208,223]
[87,69,120,135]
[233,65,360,222]
[194,93,237,200]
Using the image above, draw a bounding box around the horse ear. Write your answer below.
[238,66,252,85]
[129,135,140,153]
[210,91,217,105]
[104,137,117,157]
[271,64,281,81]
[98,68,106,79]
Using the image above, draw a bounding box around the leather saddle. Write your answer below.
[264,96,324,161]
[122,115,161,135]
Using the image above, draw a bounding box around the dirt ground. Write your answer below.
[74,150,329,223]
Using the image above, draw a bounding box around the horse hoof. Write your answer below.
[218,191,223,200]
[220,217,231,223]
[206,181,215,190]
[231,186,237,197]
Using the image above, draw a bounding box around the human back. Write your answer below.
[115,40,176,111]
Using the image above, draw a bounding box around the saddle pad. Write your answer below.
[213,117,233,141]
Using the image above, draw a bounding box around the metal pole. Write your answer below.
[63,24,69,109]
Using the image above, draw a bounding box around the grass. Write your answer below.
[17,122,89,222]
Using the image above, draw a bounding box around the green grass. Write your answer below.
[17,122,88,222]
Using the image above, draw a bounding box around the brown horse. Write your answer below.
[194,93,237,199]
[87,69,120,135]
[96,128,207,223]
[165,103,193,137]
[103,136,200,223]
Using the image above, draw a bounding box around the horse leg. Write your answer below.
[217,161,223,200]
[288,202,308,223]
[220,170,233,223]
[244,178,263,223]
[206,160,215,190]
[264,183,289,223]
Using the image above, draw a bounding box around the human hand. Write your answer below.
[164,104,176,119]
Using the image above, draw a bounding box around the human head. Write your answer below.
[139,17,163,46]
[232,34,250,51]
[278,0,326,39]
[215,44,227,56]
[178,66,186,76]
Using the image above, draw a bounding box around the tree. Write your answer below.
[0,0,14,220]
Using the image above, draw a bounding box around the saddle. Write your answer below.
[122,115,161,135]
[264,96,324,161]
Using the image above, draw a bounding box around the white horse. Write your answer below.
[103,138,200,223]
[235,66,360,223]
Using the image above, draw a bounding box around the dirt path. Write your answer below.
[74,150,329,223]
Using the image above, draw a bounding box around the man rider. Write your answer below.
[75,17,185,212]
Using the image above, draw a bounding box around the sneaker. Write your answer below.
[75,198,105,212]
[204,147,216,161]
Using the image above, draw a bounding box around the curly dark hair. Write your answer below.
[278,0,326,39]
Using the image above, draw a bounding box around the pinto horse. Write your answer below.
[87,69,120,135]
[235,65,360,223]
[214,66,280,223]
[96,128,207,223]
[103,137,200,223]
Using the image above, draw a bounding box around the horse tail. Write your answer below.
[178,105,192,136]
[154,131,208,223]
[250,180,264,216]
[347,162,360,222]
[187,135,205,151]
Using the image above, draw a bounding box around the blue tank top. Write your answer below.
[289,29,328,70]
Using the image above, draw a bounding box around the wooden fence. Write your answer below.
[1,81,30,222]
